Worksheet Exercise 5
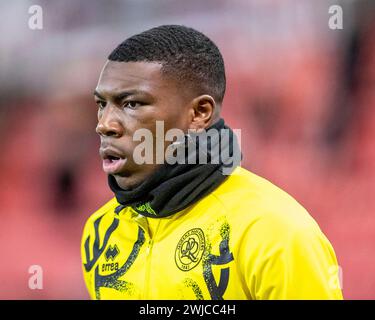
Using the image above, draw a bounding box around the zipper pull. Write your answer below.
[146,239,152,254]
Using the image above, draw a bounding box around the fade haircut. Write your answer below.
[108,25,226,104]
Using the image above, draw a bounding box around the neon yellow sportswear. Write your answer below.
[81,166,343,300]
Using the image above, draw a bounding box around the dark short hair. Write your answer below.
[108,25,226,104]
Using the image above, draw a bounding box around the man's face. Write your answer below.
[94,61,192,190]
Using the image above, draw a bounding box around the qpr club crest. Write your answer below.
[175,228,205,271]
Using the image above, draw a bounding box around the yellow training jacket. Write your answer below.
[81,166,343,300]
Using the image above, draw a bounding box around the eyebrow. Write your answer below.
[93,89,147,100]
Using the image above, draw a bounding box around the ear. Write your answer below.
[188,95,217,131]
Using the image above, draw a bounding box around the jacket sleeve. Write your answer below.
[239,212,343,300]
[81,218,97,300]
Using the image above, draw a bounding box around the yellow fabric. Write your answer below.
[81,166,343,300]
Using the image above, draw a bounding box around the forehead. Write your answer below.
[95,61,167,96]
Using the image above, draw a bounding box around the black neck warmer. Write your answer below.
[108,118,242,218]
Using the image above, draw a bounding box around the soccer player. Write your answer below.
[81,25,343,300]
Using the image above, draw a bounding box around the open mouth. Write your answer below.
[106,155,120,162]
[101,153,127,175]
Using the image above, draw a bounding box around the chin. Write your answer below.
[114,174,144,191]
[114,164,160,190]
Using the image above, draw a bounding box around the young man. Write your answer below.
[81,25,343,300]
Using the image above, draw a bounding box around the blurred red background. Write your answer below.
[0,0,374,299]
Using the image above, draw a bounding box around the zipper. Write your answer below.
[143,219,162,299]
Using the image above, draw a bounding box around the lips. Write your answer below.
[99,147,127,175]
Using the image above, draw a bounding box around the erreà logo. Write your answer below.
[105,244,120,261]
[101,244,120,273]
[135,202,157,216]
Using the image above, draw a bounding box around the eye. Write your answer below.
[96,100,106,110]
[123,101,142,110]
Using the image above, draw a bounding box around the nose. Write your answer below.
[96,106,124,138]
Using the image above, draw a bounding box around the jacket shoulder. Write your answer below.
[212,166,319,231]
[82,197,119,233]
